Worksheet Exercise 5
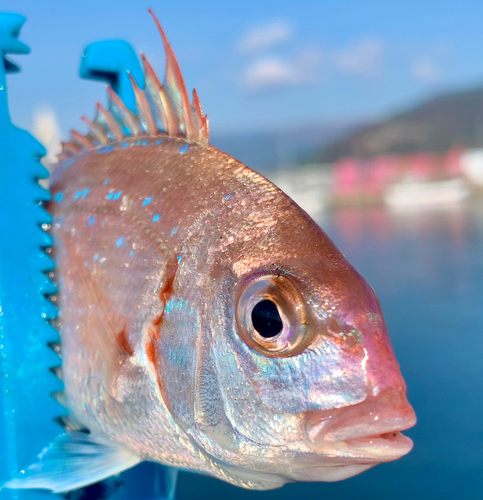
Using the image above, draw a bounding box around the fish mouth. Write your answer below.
[341,429,413,459]
[303,390,416,462]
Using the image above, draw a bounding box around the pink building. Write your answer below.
[332,158,363,198]
[331,147,465,204]
[364,156,397,196]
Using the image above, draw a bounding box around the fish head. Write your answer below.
[163,174,416,487]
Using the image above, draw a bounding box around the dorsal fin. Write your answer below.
[61,11,209,161]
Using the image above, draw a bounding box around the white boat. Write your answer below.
[384,178,470,209]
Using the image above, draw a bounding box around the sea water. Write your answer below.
[177,201,483,500]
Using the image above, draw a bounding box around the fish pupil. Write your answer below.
[251,300,283,338]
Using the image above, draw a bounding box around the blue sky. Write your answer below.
[3,0,483,138]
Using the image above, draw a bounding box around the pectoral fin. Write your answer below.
[3,431,141,493]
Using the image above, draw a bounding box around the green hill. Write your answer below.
[316,84,483,162]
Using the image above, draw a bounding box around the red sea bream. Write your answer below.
[5,11,416,493]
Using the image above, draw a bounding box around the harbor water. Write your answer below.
[177,201,483,500]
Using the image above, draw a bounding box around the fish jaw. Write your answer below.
[302,390,416,468]
[290,463,376,482]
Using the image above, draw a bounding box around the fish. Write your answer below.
[4,10,416,494]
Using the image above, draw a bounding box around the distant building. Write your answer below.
[330,147,473,207]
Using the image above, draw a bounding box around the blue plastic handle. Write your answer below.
[0,12,63,500]
[80,40,145,113]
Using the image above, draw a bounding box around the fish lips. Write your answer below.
[303,390,416,464]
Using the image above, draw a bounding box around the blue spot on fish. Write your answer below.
[171,226,178,237]
[130,250,134,257]
[98,145,113,154]
[224,194,233,200]
[83,188,90,198]
[136,140,142,146]
[106,192,114,200]
[54,192,64,202]
[122,142,129,148]
[142,140,148,146]
[179,144,188,154]
[74,190,83,200]
[165,298,190,315]
[156,139,163,145]
[93,253,99,261]
[88,216,95,227]
[113,191,122,200]
[143,197,152,206]
[153,214,160,222]
[104,178,109,185]
[165,298,176,314]
[177,255,182,264]
[116,237,124,248]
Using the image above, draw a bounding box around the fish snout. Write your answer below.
[303,390,416,461]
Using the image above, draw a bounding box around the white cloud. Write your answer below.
[334,38,384,76]
[242,50,322,90]
[243,58,296,88]
[237,20,293,54]
[412,57,442,82]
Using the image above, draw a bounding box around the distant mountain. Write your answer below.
[210,122,359,173]
[315,84,483,163]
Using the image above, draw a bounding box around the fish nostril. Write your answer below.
[327,317,341,334]
[344,334,357,348]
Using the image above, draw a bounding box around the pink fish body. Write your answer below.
[5,12,416,493]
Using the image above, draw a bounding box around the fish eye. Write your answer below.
[235,273,311,357]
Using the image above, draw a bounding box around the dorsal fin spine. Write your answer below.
[107,85,140,136]
[191,89,203,135]
[141,53,179,137]
[62,141,82,155]
[128,72,158,135]
[148,9,196,141]
[80,115,108,144]
[70,130,95,150]
[96,102,124,140]
[62,11,209,162]
[202,115,210,144]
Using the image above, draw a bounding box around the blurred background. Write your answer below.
[2,0,483,498]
